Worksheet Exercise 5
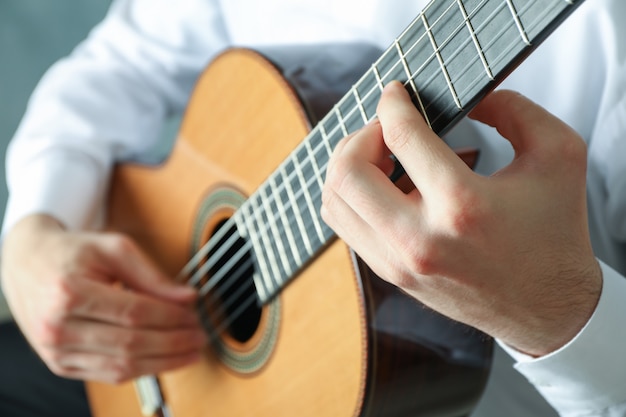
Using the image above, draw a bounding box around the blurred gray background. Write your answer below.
[0,1,113,318]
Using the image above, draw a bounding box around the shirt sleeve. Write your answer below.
[498,260,626,416]
[2,0,230,235]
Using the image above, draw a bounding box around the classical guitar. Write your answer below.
[87,0,585,416]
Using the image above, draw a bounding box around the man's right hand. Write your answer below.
[1,214,207,383]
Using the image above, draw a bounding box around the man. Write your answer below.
[2,0,625,416]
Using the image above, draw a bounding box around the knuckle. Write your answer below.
[432,184,486,238]
[163,333,188,353]
[66,238,99,266]
[403,242,440,277]
[46,361,70,378]
[446,188,486,236]
[109,357,135,384]
[48,278,81,315]
[106,233,137,256]
[387,220,440,278]
[36,318,67,348]
[320,188,338,223]
[118,332,143,352]
[119,300,146,327]
[45,351,66,369]
[390,267,421,291]
[559,132,587,166]
[325,154,353,192]
[542,124,587,168]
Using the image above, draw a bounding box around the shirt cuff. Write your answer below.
[498,260,626,415]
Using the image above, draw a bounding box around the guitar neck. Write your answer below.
[234,0,585,304]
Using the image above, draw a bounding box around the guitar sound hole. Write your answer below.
[198,219,261,344]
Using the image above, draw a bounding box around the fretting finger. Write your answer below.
[321,184,403,283]
[322,122,418,282]
[324,119,409,228]
[377,81,474,196]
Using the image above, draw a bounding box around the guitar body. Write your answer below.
[86,46,492,417]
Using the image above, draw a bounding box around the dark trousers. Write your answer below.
[0,321,92,417]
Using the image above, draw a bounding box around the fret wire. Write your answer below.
[243,201,279,294]
[304,138,325,190]
[259,184,293,277]
[239,205,273,300]
[392,0,458,89]
[315,0,508,160]
[421,13,463,110]
[393,39,431,127]
[279,163,314,256]
[519,0,561,36]
[456,0,494,80]
[475,2,524,67]
[179,0,574,305]
[505,0,531,45]
[249,196,284,285]
[318,124,334,158]
[395,0,495,113]
[320,4,437,137]
[268,174,303,266]
[426,0,558,129]
[291,154,326,243]
[319,123,333,158]
[397,0,503,117]
[374,1,558,133]
[404,0,501,118]
[334,106,349,137]
[371,64,385,92]
[417,1,518,128]
[356,72,380,121]
[352,87,370,124]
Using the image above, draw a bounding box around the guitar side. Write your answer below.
[86,46,491,417]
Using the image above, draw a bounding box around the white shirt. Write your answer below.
[3,0,626,415]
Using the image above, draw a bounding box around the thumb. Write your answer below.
[468,89,577,160]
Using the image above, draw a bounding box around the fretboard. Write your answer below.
[235,0,585,303]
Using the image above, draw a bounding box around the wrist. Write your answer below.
[9,213,66,235]
[503,260,603,358]
[2,214,67,264]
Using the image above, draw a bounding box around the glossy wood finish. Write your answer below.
[86,46,492,417]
